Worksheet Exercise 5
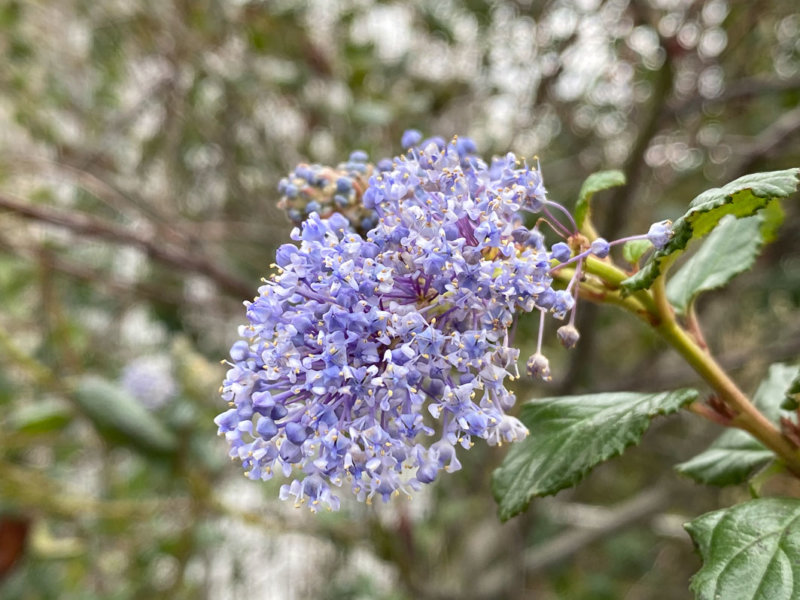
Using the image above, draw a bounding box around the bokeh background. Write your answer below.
[1,1,799,598]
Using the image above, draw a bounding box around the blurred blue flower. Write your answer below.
[120,355,177,410]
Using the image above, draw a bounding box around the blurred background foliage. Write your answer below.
[0,0,799,598]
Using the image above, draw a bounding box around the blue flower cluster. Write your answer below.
[217,133,676,511]
[216,135,568,510]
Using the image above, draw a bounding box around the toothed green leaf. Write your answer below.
[622,169,800,293]
[492,388,697,521]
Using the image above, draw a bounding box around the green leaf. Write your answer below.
[686,497,800,600]
[676,363,799,485]
[675,431,774,486]
[574,170,626,229]
[666,214,765,315]
[491,388,697,521]
[759,199,785,243]
[782,368,800,410]
[622,169,800,293]
[622,239,653,265]
[73,376,178,456]
[10,399,73,434]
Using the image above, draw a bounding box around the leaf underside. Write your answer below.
[574,170,626,229]
[666,213,765,315]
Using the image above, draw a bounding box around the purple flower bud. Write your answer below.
[511,227,532,244]
[214,408,239,433]
[257,417,278,440]
[336,287,359,308]
[349,150,369,162]
[270,404,288,420]
[590,238,610,258]
[229,340,250,362]
[526,353,552,381]
[647,220,672,249]
[551,242,571,263]
[416,462,438,484]
[443,223,460,241]
[390,226,410,244]
[537,288,556,309]
[455,137,477,156]
[285,422,309,444]
[557,325,580,349]
[325,213,346,233]
[294,165,314,181]
[336,177,352,194]
[401,129,423,149]
[527,228,545,249]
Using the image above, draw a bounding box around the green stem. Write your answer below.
[582,256,659,317]
[651,277,800,475]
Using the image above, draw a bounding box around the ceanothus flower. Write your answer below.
[217,134,567,511]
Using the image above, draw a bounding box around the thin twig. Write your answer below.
[727,105,800,177]
[669,76,800,118]
[0,192,254,299]
[0,234,185,306]
[524,484,672,573]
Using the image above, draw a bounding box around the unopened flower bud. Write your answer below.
[557,325,580,349]
[401,129,423,149]
[590,238,610,258]
[551,242,571,263]
[511,227,532,244]
[526,352,552,381]
[647,220,672,249]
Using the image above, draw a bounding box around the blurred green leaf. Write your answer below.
[622,169,800,293]
[73,376,178,456]
[686,498,800,600]
[10,399,73,435]
[675,433,773,487]
[676,363,798,485]
[622,239,652,265]
[759,199,786,243]
[783,369,800,410]
[492,388,697,521]
[574,170,626,230]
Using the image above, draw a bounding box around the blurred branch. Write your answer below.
[728,105,800,177]
[524,484,673,573]
[669,76,800,118]
[0,234,185,306]
[7,155,190,244]
[0,192,254,299]
[0,323,53,387]
[0,461,191,521]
